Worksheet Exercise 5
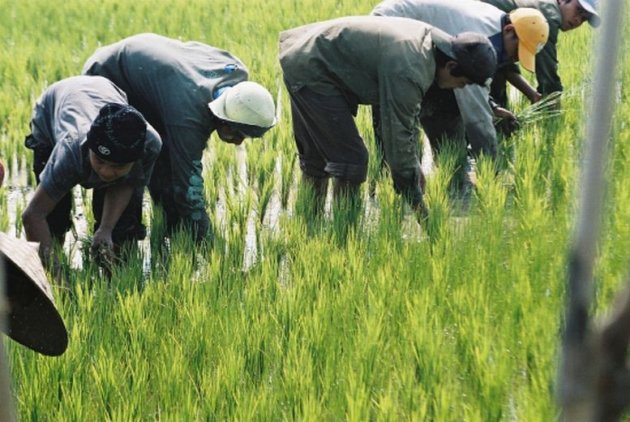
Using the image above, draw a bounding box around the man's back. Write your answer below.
[372,0,503,155]
[83,33,249,133]
[31,75,127,149]
[373,0,505,37]
[29,76,161,198]
[279,16,436,105]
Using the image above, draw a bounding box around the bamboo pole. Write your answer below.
[559,1,627,420]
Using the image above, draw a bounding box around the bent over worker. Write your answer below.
[22,76,162,268]
[480,0,600,106]
[279,16,497,215]
[372,0,549,154]
[83,33,276,242]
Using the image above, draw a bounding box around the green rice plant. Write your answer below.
[203,147,227,214]
[12,195,25,235]
[148,203,167,260]
[293,176,328,239]
[256,175,275,226]
[372,169,406,246]
[280,153,297,209]
[223,184,254,269]
[424,141,460,245]
[252,147,277,225]
[0,186,8,231]
[514,91,564,126]
[330,185,364,246]
[474,155,509,224]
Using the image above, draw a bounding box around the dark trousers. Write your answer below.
[28,136,146,245]
[287,86,369,184]
[146,140,211,241]
[489,69,514,138]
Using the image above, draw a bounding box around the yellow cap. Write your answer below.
[510,8,549,72]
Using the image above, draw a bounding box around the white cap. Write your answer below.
[208,81,277,129]
[577,0,600,27]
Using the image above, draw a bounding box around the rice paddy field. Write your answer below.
[1,0,629,419]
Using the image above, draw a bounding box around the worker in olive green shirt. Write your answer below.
[480,0,600,105]
[279,16,497,215]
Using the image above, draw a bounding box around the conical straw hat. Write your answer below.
[0,233,67,356]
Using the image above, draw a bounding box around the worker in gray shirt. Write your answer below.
[279,16,497,214]
[83,33,277,243]
[22,76,162,268]
[372,0,549,154]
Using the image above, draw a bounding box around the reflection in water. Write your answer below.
[2,136,438,277]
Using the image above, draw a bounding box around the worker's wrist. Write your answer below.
[95,225,114,234]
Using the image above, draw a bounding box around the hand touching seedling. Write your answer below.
[90,232,116,271]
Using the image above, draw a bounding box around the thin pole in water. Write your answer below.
[559,0,628,420]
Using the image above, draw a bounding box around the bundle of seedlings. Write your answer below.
[495,91,564,130]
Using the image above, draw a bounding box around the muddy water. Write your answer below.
[1,135,439,274]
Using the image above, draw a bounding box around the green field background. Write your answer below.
[1,0,630,420]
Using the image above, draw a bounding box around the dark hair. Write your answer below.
[434,32,498,85]
[434,48,467,78]
[434,47,451,67]
[86,103,147,163]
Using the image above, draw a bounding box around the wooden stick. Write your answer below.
[595,283,630,420]
[559,1,627,420]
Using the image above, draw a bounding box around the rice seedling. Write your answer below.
[280,153,297,210]
[512,91,564,126]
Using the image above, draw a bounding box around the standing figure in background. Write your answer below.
[22,76,162,268]
[83,33,277,243]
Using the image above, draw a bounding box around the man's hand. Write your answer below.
[91,228,115,269]
[529,91,543,104]
[414,198,429,224]
[493,107,520,137]
[413,174,429,224]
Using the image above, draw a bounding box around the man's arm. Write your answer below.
[92,183,134,250]
[377,77,425,210]
[22,186,61,263]
[506,71,543,103]
[454,85,499,157]
[534,30,562,96]
[163,123,212,239]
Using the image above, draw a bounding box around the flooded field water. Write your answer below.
[2,134,443,275]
